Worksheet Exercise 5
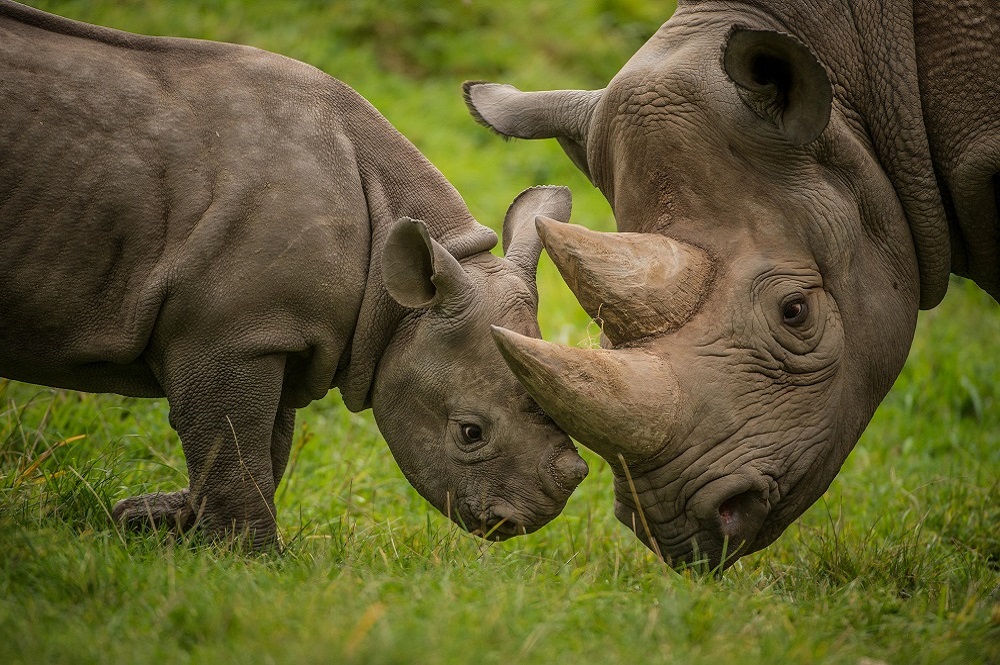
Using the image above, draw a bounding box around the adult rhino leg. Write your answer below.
[116,349,288,549]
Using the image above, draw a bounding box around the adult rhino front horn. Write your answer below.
[471,0,999,569]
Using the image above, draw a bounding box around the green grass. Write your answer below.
[3,2,999,663]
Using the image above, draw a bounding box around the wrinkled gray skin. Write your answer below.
[0,1,588,547]
[466,0,999,569]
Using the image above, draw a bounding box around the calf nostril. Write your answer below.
[552,448,589,491]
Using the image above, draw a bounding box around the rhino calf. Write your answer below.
[0,1,588,547]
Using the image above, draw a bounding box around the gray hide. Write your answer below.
[0,1,588,547]
[465,0,998,568]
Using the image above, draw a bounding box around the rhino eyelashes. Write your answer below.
[781,297,809,325]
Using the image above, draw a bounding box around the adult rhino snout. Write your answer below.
[688,472,775,563]
[616,470,777,569]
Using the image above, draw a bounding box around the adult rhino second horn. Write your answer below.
[534,220,716,345]
[490,326,678,464]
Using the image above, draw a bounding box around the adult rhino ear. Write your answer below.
[382,218,473,313]
[502,185,573,289]
[723,27,833,145]
[463,81,603,183]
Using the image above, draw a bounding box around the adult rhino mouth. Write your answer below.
[612,470,780,570]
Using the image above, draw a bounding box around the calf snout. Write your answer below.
[542,446,589,498]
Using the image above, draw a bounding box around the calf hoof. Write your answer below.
[113,490,280,552]
[112,489,195,533]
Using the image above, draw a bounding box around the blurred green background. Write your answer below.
[2,2,998,664]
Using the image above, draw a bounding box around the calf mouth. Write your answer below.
[470,517,530,541]
[458,502,547,541]
[458,444,588,541]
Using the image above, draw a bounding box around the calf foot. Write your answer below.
[112,489,280,551]
[112,489,194,533]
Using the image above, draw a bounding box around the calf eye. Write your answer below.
[782,297,809,326]
[460,423,483,444]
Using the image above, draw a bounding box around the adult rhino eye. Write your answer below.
[782,297,809,326]
[460,423,483,444]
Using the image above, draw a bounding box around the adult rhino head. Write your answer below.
[373,186,589,539]
[464,0,999,567]
[491,217,870,568]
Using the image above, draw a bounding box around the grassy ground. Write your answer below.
[2,2,998,663]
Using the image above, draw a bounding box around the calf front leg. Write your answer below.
[114,351,288,549]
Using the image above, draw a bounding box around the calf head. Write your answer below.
[372,186,588,539]
[469,19,925,566]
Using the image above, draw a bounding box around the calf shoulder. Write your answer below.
[0,5,371,402]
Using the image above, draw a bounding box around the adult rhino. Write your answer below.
[465,0,999,569]
[0,0,588,548]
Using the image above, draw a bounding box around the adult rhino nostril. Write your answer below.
[689,473,773,563]
[551,448,589,492]
[716,488,770,548]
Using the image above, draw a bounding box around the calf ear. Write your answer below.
[502,185,573,294]
[463,81,603,183]
[382,218,472,311]
[723,28,832,145]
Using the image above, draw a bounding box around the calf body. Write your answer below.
[0,1,587,545]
